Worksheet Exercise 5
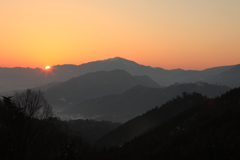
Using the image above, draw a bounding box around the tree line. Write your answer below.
[1,88,240,159]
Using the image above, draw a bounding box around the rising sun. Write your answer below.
[45,66,51,70]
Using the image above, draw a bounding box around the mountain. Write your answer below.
[33,82,61,91]
[1,57,238,93]
[63,119,121,144]
[96,87,240,160]
[60,85,163,122]
[0,67,47,93]
[63,57,236,87]
[205,64,240,88]
[61,82,230,123]
[44,69,161,111]
[94,92,207,148]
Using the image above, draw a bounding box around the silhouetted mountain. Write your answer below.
[61,85,163,122]
[201,65,234,75]
[94,92,207,148]
[0,67,48,92]
[206,64,240,88]
[61,82,230,123]
[44,69,161,110]
[1,57,239,93]
[1,87,239,159]
[33,82,61,91]
[96,87,240,160]
[0,94,119,159]
[63,119,121,144]
[71,57,236,87]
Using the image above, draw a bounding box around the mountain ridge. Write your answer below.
[44,69,161,111]
[1,57,239,93]
[94,87,240,159]
[60,82,230,122]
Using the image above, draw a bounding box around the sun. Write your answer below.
[45,66,51,70]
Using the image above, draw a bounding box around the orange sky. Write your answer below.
[0,0,240,70]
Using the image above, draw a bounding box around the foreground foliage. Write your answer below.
[1,88,240,159]
[98,88,240,160]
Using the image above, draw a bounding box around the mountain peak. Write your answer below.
[109,57,123,60]
[101,57,137,64]
[107,57,126,60]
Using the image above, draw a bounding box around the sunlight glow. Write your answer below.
[0,0,240,70]
[45,66,51,70]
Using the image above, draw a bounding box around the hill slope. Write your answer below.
[94,83,230,147]
[61,82,230,123]
[98,87,240,159]
[1,57,238,93]
[44,69,160,110]
[206,64,240,88]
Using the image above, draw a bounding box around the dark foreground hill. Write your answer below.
[61,82,230,122]
[44,69,160,111]
[1,88,240,159]
[93,87,240,160]
[0,94,120,160]
[94,92,207,147]
[62,119,121,144]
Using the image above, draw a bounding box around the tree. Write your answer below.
[13,89,53,120]
[0,90,66,159]
[12,89,55,159]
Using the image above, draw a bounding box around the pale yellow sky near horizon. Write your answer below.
[0,0,240,70]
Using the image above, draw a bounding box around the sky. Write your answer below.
[0,0,240,70]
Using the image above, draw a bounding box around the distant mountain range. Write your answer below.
[0,57,239,93]
[206,64,240,88]
[60,81,230,122]
[44,69,161,111]
[1,57,239,159]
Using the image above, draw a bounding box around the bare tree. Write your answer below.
[13,89,53,120]
[0,94,63,160]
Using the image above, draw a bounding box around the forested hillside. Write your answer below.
[1,87,240,159]
[94,87,240,160]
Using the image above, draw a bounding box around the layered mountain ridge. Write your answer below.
[60,81,230,122]
[44,69,161,111]
[1,57,239,93]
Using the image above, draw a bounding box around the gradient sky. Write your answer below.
[0,0,240,70]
